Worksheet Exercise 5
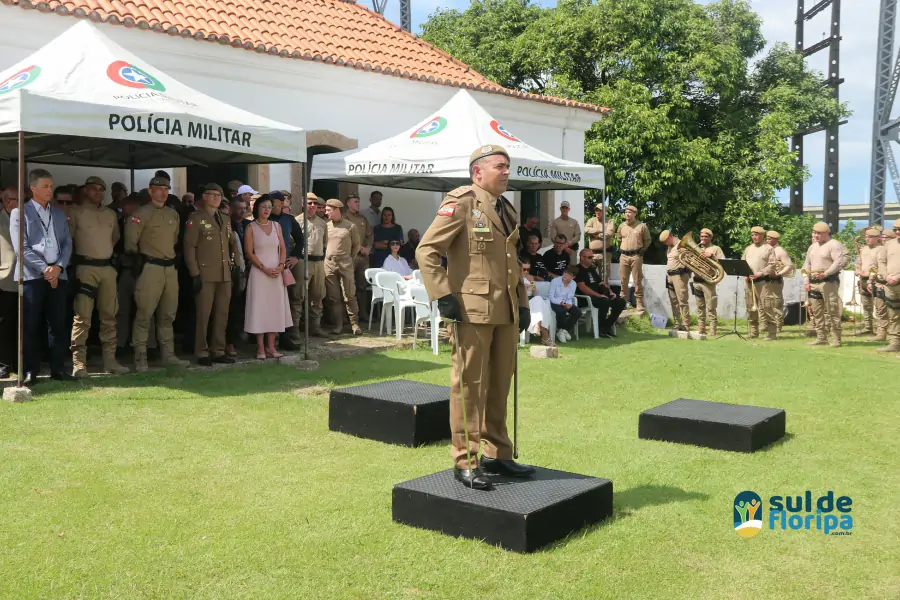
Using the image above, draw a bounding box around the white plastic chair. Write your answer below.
[365,268,386,331]
[395,280,419,340]
[374,271,404,335]
[409,285,440,355]
[575,294,600,339]
[412,269,423,284]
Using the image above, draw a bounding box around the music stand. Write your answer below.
[718,259,753,341]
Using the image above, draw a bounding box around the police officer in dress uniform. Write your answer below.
[125,176,190,371]
[875,220,900,353]
[617,205,651,314]
[548,201,581,265]
[856,227,884,338]
[324,199,362,335]
[870,227,891,342]
[68,176,130,376]
[299,193,330,337]
[803,221,845,347]
[344,193,373,320]
[693,228,725,336]
[416,144,534,490]
[660,230,691,331]
[184,183,239,366]
[584,203,616,281]
[766,230,795,333]
[742,226,778,340]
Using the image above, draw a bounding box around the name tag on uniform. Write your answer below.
[473,227,491,233]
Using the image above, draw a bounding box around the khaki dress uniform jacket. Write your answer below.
[617,220,651,311]
[869,245,890,340]
[183,208,237,358]
[803,239,845,344]
[125,203,181,361]
[693,243,725,334]
[324,218,360,333]
[585,216,616,280]
[875,239,900,346]
[548,216,581,265]
[416,184,528,470]
[345,210,372,317]
[299,214,328,330]
[857,245,885,336]
[742,243,777,338]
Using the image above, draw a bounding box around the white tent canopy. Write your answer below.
[310,89,604,191]
[0,20,305,167]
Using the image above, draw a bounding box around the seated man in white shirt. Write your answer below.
[382,239,413,280]
[548,266,582,343]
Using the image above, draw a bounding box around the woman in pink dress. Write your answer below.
[243,196,293,359]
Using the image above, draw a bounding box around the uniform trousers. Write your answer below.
[226,285,245,347]
[808,280,842,343]
[746,280,777,337]
[0,290,18,371]
[883,284,900,344]
[666,273,691,329]
[859,280,886,334]
[619,255,644,308]
[117,268,156,349]
[23,279,69,375]
[71,264,118,352]
[353,255,369,318]
[591,251,612,282]
[872,286,889,338]
[692,279,718,332]
[324,256,359,331]
[770,280,785,332]
[133,264,179,352]
[449,322,517,469]
[286,259,305,341]
[195,280,232,357]
[307,260,326,323]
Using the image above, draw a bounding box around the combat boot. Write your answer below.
[102,346,130,375]
[309,318,333,338]
[72,347,89,378]
[698,323,707,336]
[876,338,900,352]
[134,347,149,373]
[709,324,717,337]
[160,345,190,367]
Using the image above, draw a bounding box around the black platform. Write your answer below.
[328,379,450,447]
[638,398,786,452]
[392,467,613,553]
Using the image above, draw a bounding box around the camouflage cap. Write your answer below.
[148,176,170,188]
[84,176,107,190]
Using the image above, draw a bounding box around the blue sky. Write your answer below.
[367,0,887,211]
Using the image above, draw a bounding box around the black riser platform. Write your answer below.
[393,467,613,553]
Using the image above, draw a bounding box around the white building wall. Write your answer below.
[0,8,598,235]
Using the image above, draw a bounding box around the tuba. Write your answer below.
[677,232,725,284]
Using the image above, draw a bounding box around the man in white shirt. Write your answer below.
[362,190,383,229]
[548,266,582,342]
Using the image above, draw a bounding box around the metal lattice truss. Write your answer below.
[370,0,411,32]
[870,0,900,225]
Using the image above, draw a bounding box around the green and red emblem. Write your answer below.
[0,65,41,95]
[107,61,166,91]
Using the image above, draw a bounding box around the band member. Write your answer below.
[766,230,794,333]
[871,228,893,342]
[875,222,900,352]
[616,205,651,314]
[803,222,845,347]
[584,203,615,280]
[857,227,884,338]
[660,230,690,331]
[68,176,130,376]
[417,144,533,490]
[693,228,725,336]
[742,226,777,340]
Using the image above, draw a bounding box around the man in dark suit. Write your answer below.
[9,169,76,385]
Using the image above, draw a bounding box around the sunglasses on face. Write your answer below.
[390,242,401,246]
[56,200,73,205]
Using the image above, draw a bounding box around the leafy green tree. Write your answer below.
[421,0,850,256]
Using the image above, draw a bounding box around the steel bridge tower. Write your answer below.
[371,0,412,32]
[869,0,900,226]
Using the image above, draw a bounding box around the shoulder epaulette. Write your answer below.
[447,186,474,198]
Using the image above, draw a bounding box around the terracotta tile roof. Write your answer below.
[2,0,607,114]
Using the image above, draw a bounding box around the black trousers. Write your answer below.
[0,290,18,371]
[593,296,627,330]
[551,303,582,333]
[23,279,69,375]
[226,285,245,346]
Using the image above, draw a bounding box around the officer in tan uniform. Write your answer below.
[742,226,777,340]
[417,144,533,491]
[869,227,891,342]
[344,193,373,320]
[617,205,651,314]
[324,199,362,335]
[875,221,900,352]
[298,193,329,337]
[125,176,189,371]
[855,227,884,337]
[183,183,238,366]
[548,200,581,265]
[766,230,795,333]
[693,228,725,336]
[68,176,130,376]
[660,230,691,331]
[584,203,616,280]
[803,222,845,347]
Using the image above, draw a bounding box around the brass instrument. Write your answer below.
[800,268,812,324]
[746,277,759,312]
[677,232,725,284]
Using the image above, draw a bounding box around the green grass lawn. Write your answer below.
[1,327,897,599]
